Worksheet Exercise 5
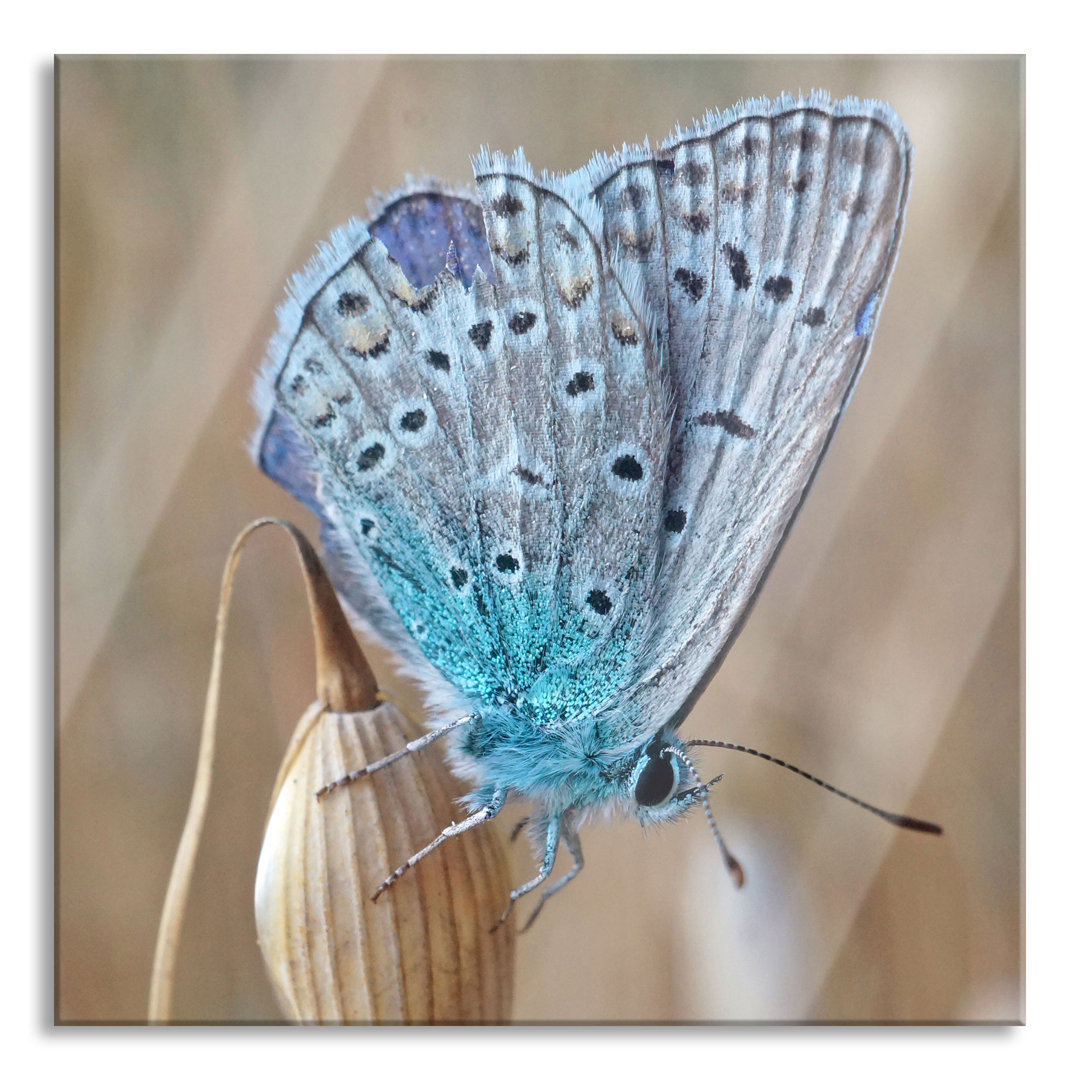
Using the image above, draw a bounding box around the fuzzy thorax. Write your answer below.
[444,704,705,827]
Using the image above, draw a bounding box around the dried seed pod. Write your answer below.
[254,699,515,1023]
[147,518,511,1025]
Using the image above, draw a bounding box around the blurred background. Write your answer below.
[57,56,1021,1023]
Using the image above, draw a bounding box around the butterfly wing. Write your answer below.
[366,181,494,288]
[254,182,490,513]
[255,92,910,750]
[253,212,497,694]
[571,93,912,741]
[253,161,670,718]
[468,151,671,722]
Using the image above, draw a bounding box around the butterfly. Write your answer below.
[252,91,940,928]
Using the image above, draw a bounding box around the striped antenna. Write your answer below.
[670,747,745,888]
[684,739,942,835]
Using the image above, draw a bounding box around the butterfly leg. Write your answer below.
[316,713,474,798]
[371,787,506,901]
[491,813,562,931]
[520,818,585,932]
[508,815,532,843]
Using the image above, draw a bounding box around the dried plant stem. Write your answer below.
[148,517,375,1023]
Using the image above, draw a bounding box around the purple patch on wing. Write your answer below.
[257,409,323,515]
[369,191,493,288]
[854,292,878,338]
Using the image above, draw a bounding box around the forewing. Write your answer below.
[255,183,489,514]
[576,93,912,739]
[254,163,669,717]
[253,216,505,700]
[470,150,670,722]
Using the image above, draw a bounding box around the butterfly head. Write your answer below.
[626,732,716,826]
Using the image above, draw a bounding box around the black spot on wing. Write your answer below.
[494,244,530,267]
[508,311,537,335]
[335,291,369,316]
[763,275,793,302]
[512,464,545,486]
[722,244,752,291]
[618,184,648,210]
[566,371,595,397]
[663,509,686,534]
[469,320,493,349]
[674,267,706,302]
[677,161,709,186]
[399,409,427,432]
[586,589,612,615]
[492,192,525,217]
[682,211,711,235]
[612,454,644,481]
[697,410,756,438]
[357,442,386,471]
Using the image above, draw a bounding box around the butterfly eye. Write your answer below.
[634,751,678,807]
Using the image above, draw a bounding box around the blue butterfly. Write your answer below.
[253,92,940,928]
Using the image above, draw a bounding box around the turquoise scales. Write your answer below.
[253,92,937,925]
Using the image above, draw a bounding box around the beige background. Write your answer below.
[57,56,1021,1023]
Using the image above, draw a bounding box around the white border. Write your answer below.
[19,5,1070,1073]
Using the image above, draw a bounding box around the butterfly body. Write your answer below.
[254,92,915,908]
